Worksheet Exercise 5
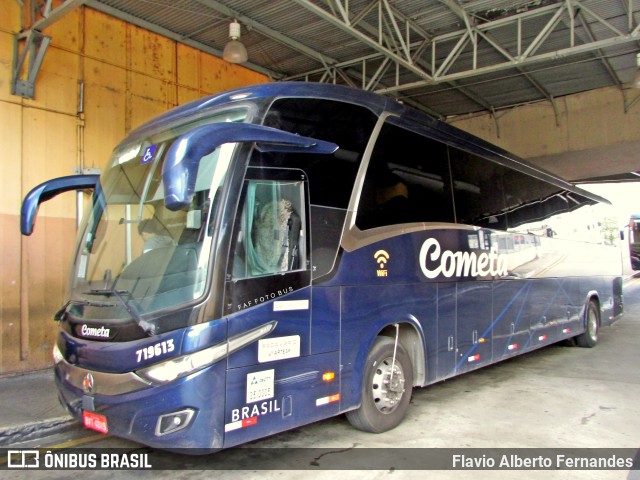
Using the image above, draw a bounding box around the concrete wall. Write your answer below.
[447,87,640,181]
[0,4,267,374]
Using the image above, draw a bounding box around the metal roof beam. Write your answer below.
[377,35,640,95]
[441,0,476,45]
[293,0,434,83]
[295,0,490,113]
[292,1,640,95]
[11,30,50,98]
[12,0,87,98]
[576,10,623,87]
[435,0,506,112]
[476,27,555,106]
[20,0,87,37]
[289,1,523,113]
[381,3,640,93]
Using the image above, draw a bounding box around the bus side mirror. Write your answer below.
[162,123,338,211]
[21,174,100,236]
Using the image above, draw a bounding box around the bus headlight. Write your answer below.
[137,343,228,384]
[136,320,277,385]
[53,343,64,365]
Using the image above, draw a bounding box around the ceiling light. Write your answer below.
[633,53,640,88]
[223,20,248,64]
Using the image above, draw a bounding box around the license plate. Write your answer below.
[83,411,108,434]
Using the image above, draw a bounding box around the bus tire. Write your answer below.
[575,300,599,348]
[346,336,413,433]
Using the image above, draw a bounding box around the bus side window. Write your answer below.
[231,179,305,279]
[357,121,454,229]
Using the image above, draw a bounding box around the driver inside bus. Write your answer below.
[374,173,412,227]
[138,218,175,253]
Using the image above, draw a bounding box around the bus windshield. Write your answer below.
[68,108,247,324]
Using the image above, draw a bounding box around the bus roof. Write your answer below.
[123,81,610,206]
[127,82,397,139]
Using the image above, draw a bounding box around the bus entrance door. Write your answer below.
[223,274,313,447]
[221,171,339,446]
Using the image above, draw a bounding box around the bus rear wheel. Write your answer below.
[346,336,413,433]
[575,300,599,348]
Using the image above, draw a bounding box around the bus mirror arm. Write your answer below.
[21,174,100,236]
[162,123,338,211]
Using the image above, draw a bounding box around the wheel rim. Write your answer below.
[371,356,406,414]
[588,307,599,341]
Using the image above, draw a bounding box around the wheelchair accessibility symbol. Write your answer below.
[141,144,157,164]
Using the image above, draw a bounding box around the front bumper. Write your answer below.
[55,361,226,451]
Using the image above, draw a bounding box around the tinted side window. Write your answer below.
[503,168,578,231]
[251,98,377,209]
[448,148,509,229]
[356,122,455,229]
[505,183,597,240]
[449,146,596,235]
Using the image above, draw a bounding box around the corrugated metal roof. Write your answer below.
[86,0,640,118]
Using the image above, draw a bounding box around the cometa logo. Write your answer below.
[419,238,508,279]
[374,250,390,277]
[80,324,111,338]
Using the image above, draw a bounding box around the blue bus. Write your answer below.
[21,82,623,451]
[629,215,640,270]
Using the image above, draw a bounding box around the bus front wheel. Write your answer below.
[575,300,599,348]
[346,336,413,433]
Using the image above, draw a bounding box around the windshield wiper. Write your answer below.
[87,289,130,296]
[84,289,155,335]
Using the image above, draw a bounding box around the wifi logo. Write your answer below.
[374,250,390,277]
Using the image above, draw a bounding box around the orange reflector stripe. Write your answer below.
[316,394,340,406]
